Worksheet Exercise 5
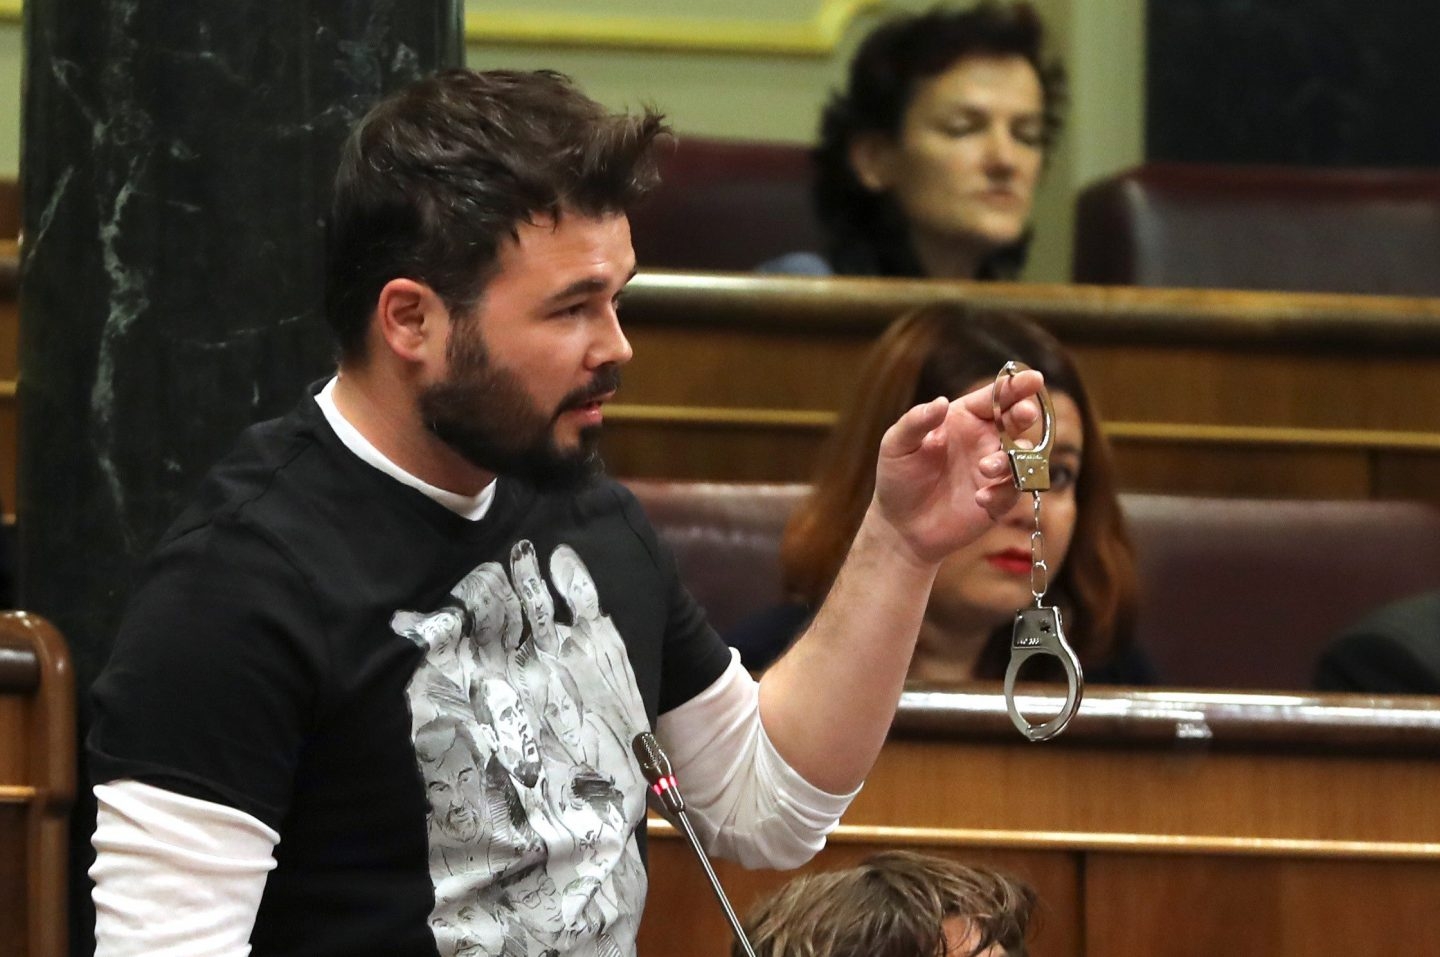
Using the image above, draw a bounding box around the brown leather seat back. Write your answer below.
[625,480,806,633]
[1124,494,1440,690]
[1073,162,1440,295]
[628,137,820,271]
[628,479,1440,690]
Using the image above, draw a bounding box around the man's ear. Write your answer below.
[848,132,897,193]
[376,278,448,363]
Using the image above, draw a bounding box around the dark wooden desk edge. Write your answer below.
[7,261,1440,350]
[626,271,1440,351]
[894,685,1440,756]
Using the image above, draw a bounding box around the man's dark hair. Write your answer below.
[325,68,669,359]
[814,2,1066,279]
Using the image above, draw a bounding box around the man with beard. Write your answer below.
[88,69,1045,955]
[415,716,494,880]
[472,679,560,887]
[476,679,548,807]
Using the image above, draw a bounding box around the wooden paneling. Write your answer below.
[605,419,827,482]
[1086,856,1440,957]
[606,419,1406,498]
[1374,450,1440,501]
[608,272,1440,500]
[851,739,1440,846]
[0,693,28,783]
[1107,441,1372,498]
[6,266,1440,507]
[0,803,26,956]
[1065,343,1440,432]
[640,687,1440,957]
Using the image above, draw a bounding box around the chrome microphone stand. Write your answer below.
[633,732,758,957]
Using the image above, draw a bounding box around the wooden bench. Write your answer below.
[608,271,1440,503]
[0,612,75,957]
[638,687,1440,957]
[5,264,1440,511]
[631,480,1440,952]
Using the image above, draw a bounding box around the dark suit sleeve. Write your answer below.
[1313,591,1440,695]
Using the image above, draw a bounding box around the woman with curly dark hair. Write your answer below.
[762,2,1065,280]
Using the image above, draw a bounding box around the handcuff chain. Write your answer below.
[1029,490,1048,606]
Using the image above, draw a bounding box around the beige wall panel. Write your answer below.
[465,0,1139,284]
[0,21,18,179]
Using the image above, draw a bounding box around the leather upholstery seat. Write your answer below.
[628,137,820,272]
[627,479,1440,690]
[1073,162,1440,295]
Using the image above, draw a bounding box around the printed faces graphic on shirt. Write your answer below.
[393,541,648,957]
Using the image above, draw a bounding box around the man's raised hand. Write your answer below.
[869,367,1045,566]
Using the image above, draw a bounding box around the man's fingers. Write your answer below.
[978,450,1011,482]
[976,481,1022,520]
[881,396,949,457]
[961,368,1044,422]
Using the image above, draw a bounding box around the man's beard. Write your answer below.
[439,805,481,845]
[512,757,542,790]
[419,317,621,491]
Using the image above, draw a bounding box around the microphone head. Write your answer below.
[631,732,673,785]
[632,732,684,813]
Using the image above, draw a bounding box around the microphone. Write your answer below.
[632,729,684,815]
[632,732,758,957]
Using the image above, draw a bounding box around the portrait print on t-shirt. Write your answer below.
[392,539,649,957]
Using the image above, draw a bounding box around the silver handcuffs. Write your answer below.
[992,361,1084,742]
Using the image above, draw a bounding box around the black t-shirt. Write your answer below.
[89,394,732,956]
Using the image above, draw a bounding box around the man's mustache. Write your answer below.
[556,364,622,414]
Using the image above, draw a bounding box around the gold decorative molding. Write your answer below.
[648,818,1440,862]
[465,0,888,56]
[1104,421,1440,452]
[607,403,834,429]
[0,1,16,23]
[0,784,35,802]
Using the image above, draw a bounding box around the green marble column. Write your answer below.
[18,3,462,951]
